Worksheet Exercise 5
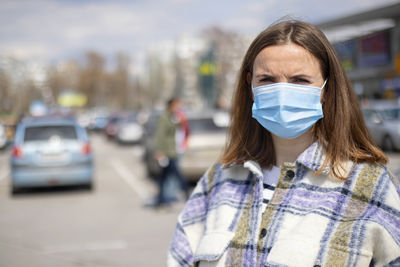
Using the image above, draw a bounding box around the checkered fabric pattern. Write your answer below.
[167,142,400,267]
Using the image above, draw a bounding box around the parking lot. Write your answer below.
[0,134,185,267]
[0,133,400,267]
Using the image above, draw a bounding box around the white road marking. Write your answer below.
[110,159,148,200]
[131,146,144,157]
[0,170,9,181]
[42,240,128,254]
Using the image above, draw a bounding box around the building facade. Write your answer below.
[318,3,400,99]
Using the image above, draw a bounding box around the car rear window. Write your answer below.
[121,116,137,123]
[362,109,374,120]
[189,118,226,133]
[382,108,400,120]
[24,126,77,141]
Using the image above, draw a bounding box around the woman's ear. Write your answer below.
[247,72,254,101]
[247,72,252,85]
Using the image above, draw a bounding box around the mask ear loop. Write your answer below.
[321,79,328,89]
[320,79,328,104]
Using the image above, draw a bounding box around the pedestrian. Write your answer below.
[175,106,190,155]
[167,20,400,266]
[154,97,189,207]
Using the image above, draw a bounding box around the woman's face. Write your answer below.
[251,43,324,88]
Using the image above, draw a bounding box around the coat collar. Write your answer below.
[243,142,330,179]
[296,141,330,174]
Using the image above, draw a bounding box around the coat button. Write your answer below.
[314,259,321,267]
[285,170,295,180]
[260,228,267,238]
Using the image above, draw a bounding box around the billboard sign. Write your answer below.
[334,40,357,71]
[358,31,391,68]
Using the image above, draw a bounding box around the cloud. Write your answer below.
[0,0,399,63]
[1,43,50,61]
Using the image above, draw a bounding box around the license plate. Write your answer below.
[48,179,59,185]
[40,153,66,162]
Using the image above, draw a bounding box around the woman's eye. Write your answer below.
[293,78,310,84]
[259,77,274,83]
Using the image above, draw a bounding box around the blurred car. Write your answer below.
[393,167,400,183]
[2,114,18,143]
[90,115,109,131]
[362,106,400,151]
[78,109,110,132]
[116,114,143,145]
[143,110,228,182]
[104,113,125,140]
[10,116,94,194]
[0,121,7,149]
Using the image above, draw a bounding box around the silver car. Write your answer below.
[0,120,7,149]
[116,114,144,145]
[143,111,228,182]
[10,116,94,194]
[179,112,228,180]
[362,107,400,151]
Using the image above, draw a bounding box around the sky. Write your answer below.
[0,0,399,66]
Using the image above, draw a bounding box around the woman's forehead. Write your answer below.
[253,44,322,76]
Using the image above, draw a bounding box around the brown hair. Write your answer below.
[220,20,387,179]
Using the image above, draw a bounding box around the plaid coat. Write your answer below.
[168,142,400,267]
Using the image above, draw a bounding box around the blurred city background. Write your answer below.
[1,0,400,266]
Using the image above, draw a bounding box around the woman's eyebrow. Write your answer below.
[255,74,275,79]
[290,74,313,79]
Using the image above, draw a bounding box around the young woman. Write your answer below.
[168,20,400,266]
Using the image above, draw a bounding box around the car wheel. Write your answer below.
[82,183,93,191]
[11,186,21,195]
[382,135,395,151]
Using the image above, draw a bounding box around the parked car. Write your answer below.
[143,110,229,182]
[393,167,400,183]
[0,120,7,149]
[90,115,109,132]
[78,109,110,132]
[10,116,94,194]
[104,113,125,140]
[116,114,143,145]
[362,107,400,151]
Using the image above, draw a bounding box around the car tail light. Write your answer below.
[12,146,22,158]
[82,143,91,155]
[109,126,117,134]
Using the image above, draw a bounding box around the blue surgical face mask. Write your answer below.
[251,80,327,139]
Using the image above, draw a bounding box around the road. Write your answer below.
[0,134,400,267]
[0,134,185,267]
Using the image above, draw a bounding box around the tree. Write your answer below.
[201,27,248,109]
[0,70,11,112]
[78,51,105,107]
[47,61,81,106]
[114,52,130,109]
